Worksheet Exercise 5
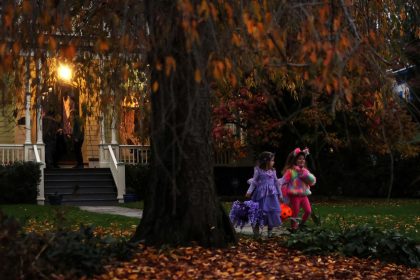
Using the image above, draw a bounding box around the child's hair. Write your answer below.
[257,151,275,170]
[282,147,309,174]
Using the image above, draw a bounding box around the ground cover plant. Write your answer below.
[0,210,137,279]
[312,199,420,242]
[0,199,420,279]
[0,204,139,238]
[92,238,419,279]
[224,198,420,242]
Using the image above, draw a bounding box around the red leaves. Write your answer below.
[94,238,420,279]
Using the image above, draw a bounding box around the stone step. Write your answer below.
[44,167,118,206]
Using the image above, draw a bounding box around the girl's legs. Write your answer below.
[300,197,312,226]
[289,196,302,229]
[252,224,260,238]
[267,226,273,238]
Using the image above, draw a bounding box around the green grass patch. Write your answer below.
[223,198,420,242]
[311,199,420,242]
[0,204,140,234]
[120,201,144,209]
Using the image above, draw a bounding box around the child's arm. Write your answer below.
[281,169,292,188]
[245,167,259,197]
[275,173,284,201]
[299,168,316,186]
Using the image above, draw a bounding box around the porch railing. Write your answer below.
[0,144,25,165]
[116,145,234,166]
[119,145,151,165]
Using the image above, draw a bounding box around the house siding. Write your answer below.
[0,105,15,144]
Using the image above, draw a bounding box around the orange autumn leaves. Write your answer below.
[93,238,420,280]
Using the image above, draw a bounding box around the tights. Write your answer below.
[289,196,311,229]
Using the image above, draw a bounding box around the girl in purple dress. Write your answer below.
[245,151,283,238]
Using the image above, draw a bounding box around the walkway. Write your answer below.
[79,206,143,219]
[79,206,420,258]
[78,206,290,237]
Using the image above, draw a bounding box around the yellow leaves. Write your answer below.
[333,18,341,32]
[224,3,233,22]
[229,73,237,87]
[97,39,110,53]
[164,56,176,76]
[369,30,376,41]
[232,33,242,47]
[339,35,351,50]
[63,44,76,60]
[212,60,225,80]
[12,42,20,54]
[37,34,45,47]
[323,49,334,66]
[416,27,420,39]
[48,37,57,51]
[152,81,159,93]
[194,69,202,83]
[0,43,6,56]
[155,61,163,71]
[3,14,12,28]
[399,9,407,21]
[344,88,352,104]
[95,235,420,279]
[22,0,32,14]
[309,51,317,64]
[243,13,253,35]
[198,0,210,18]
[318,5,329,23]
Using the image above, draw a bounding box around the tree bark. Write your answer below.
[131,0,237,247]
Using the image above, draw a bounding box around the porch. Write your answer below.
[0,143,236,205]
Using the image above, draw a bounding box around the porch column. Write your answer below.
[36,59,44,145]
[36,97,43,144]
[100,112,105,144]
[111,114,117,144]
[24,61,32,162]
[25,92,31,144]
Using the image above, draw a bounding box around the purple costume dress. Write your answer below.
[246,167,283,228]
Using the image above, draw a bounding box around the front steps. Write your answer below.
[44,168,118,206]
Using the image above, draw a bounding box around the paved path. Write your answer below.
[78,206,291,237]
[79,206,143,219]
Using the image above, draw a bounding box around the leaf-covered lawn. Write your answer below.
[312,199,420,241]
[1,202,419,278]
[93,238,420,279]
[0,204,138,238]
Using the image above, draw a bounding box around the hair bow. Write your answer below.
[293,147,310,157]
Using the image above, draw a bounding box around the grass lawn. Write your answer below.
[311,198,420,242]
[224,198,420,242]
[1,198,419,242]
[0,204,140,238]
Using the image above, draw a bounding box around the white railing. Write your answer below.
[100,144,125,203]
[31,144,45,205]
[0,144,25,165]
[119,145,150,165]
[118,145,234,166]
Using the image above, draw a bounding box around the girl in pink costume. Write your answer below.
[281,147,316,231]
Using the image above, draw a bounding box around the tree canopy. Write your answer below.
[1,0,419,246]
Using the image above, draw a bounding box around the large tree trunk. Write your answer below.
[131,0,236,247]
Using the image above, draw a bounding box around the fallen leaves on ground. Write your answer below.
[93,237,420,279]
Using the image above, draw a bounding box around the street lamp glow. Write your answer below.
[57,64,72,82]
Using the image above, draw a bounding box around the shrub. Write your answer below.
[0,211,137,278]
[125,164,150,200]
[0,161,41,203]
[284,225,420,267]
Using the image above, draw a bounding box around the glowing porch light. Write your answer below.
[57,63,73,82]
